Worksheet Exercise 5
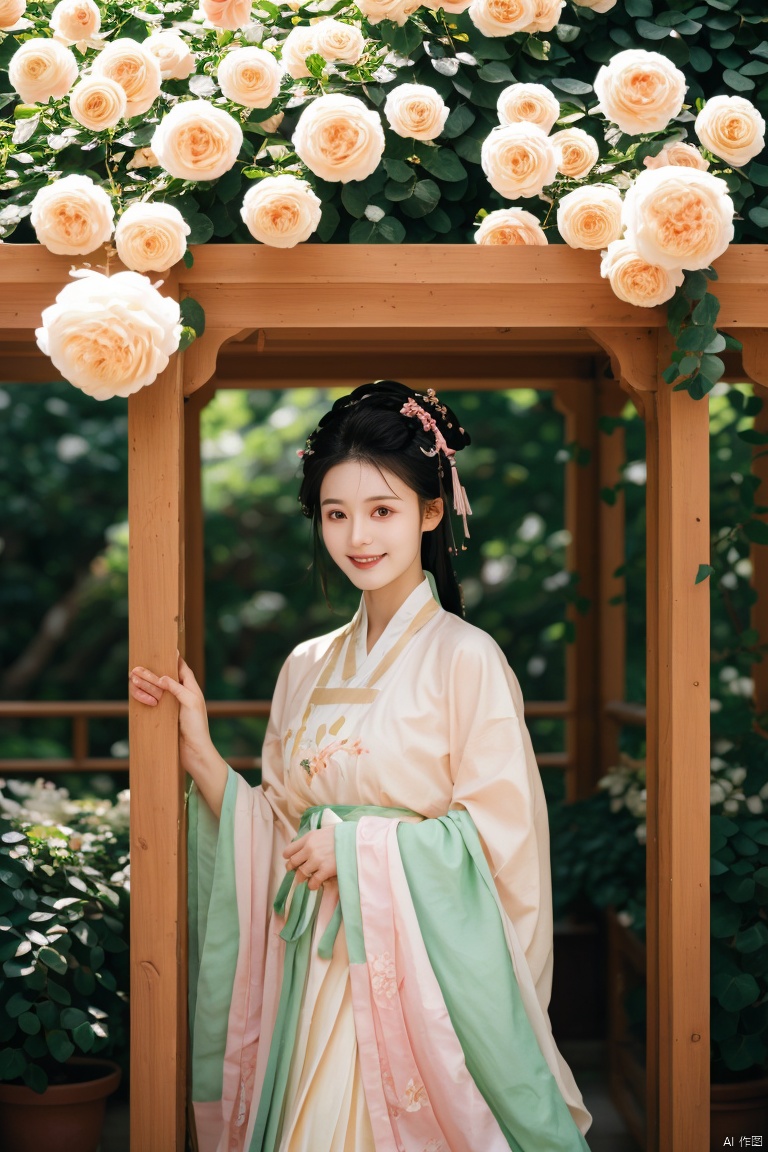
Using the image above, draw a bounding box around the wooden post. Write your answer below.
[128,338,187,1152]
[183,380,218,692]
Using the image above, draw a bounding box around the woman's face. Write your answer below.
[319,459,443,592]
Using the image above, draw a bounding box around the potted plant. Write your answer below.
[550,732,768,1149]
[0,778,130,1152]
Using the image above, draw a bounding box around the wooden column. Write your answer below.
[128,338,187,1151]
[183,379,218,692]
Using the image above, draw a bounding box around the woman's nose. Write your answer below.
[349,517,373,546]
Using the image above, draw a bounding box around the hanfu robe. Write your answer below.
[189,573,593,1152]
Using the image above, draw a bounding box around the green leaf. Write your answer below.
[35,1002,58,1029]
[477,62,516,84]
[691,293,719,326]
[735,922,768,954]
[551,78,592,95]
[6,992,31,1019]
[73,1021,95,1053]
[18,1013,40,1036]
[704,333,727,354]
[316,201,340,242]
[677,326,716,352]
[46,980,71,1006]
[180,297,206,339]
[182,250,194,269]
[38,947,67,975]
[523,35,549,61]
[400,179,441,219]
[695,564,714,584]
[700,354,725,382]
[748,162,768,187]
[0,1048,26,1081]
[712,971,759,1012]
[441,105,476,140]
[178,327,197,353]
[22,1063,48,1094]
[625,0,652,14]
[723,69,755,92]
[46,1029,75,1063]
[636,19,669,39]
[749,207,768,229]
[678,355,701,375]
[417,146,467,182]
[453,135,483,163]
[304,52,326,80]
[383,157,413,182]
[341,181,372,218]
[376,216,406,243]
[378,18,422,55]
[742,519,768,545]
[689,47,713,73]
[60,1007,88,1030]
[682,271,709,300]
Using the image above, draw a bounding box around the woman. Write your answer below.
[129,380,593,1152]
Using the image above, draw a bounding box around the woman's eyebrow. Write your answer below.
[320,495,401,506]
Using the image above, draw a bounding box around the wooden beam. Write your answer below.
[128,332,187,1152]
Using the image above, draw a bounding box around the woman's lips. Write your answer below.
[348,554,385,569]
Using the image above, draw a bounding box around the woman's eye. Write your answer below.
[374,508,391,517]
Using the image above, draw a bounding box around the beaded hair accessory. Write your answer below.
[399,389,472,553]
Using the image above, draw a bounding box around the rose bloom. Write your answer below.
[69,76,127,132]
[526,0,564,33]
[643,140,709,172]
[355,0,420,26]
[474,207,547,246]
[30,174,114,256]
[600,239,684,309]
[497,83,560,133]
[280,25,317,80]
[115,202,190,272]
[201,0,252,30]
[313,19,365,64]
[593,49,687,135]
[481,122,559,199]
[0,0,26,31]
[384,83,449,142]
[8,38,78,104]
[49,0,100,46]
[468,0,536,38]
[151,99,244,181]
[695,94,766,167]
[556,183,623,250]
[92,38,162,118]
[127,146,159,170]
[255,110,285,134]
[36,270,182,400]
[552,127,599,179]
[293,93,385,183]
[240,174,322,247]
[431,0,471,10]
[622,166,735,271]
[218,46,281,109]
[143,30,195,81]
[571,0,616,11]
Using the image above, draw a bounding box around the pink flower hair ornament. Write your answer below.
[400,390,473,552]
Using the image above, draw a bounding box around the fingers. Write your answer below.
[129,665,186,706]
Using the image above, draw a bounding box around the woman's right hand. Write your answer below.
[129,652,214,776]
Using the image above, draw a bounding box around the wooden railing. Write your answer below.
[0,697,647,774]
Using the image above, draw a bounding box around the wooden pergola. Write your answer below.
[3,243,768,1152]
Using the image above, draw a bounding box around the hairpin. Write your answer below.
[400,393,472,552]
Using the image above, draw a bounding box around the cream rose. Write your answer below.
[600,239,684,309]
[468,0,536,38]
[474,207,547,246]
[127,146,160,170]
[643,140,709,171]
[695,95,766,168]
[218,46,282,109]
[30,175,114,255]
[115,202,191,272]
[481,122,559,199]
[433,0,472,10]
[201,0,252,30]
[313,19,365,64]
[293,93,385,184]
[384,83,449,142]
[552,127,599,179]
[280,25,317,80]
[92,38,162,119]
[622,166,735,271]
[354,0,420,26]
[69,76,127,132]
[240,174,322,247]
[49,0,101,46]
[151,99,244,182]
[8,38,78,104]
[36,270,182,401]
[143,31,195,81]
[526,0,565,32]
[255,111,285,134]
[0,0,26,31]
[497,83,560,133]
[571,0,616,11]
[556,184,623,250]
[593,49,687,135]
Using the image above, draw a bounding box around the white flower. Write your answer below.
[69,76,127,132]
[354,0,420,26]
[557,184,623,250]
[695,95,766,168]
[218,46,282,109]
[480,122,558,199]
[600,238,685,309]
[143,30,196,81]
[240,174,322,247]
[526,0,564,33]
[474,207,547,245]
[552,127,599,179]
[279,25,317,80]
[364,204,385,222]
[384,83,449,141]
[31,175,114,256]
[293,93,385,184]
[746,795,764,814]
[255,111,285,134]
[8,37,78,104]
[201,0,253,30]
[49,0,101,48]
[0,0,26,31]
[497,83,560,132]
[312,19,365,64]
[35,270,182,401]
[92,38,163,119]
[593,48,687,135]
[571,0,615,10]
[115,202,190,272]
[126,146,159,170]
[151,100,244,182]
[621,166,735,271]
[468,0,536,37]
[643,140,709,172]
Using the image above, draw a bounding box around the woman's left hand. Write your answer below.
[283,826,337,891]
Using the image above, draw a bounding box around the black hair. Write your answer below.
[297,380,472,618]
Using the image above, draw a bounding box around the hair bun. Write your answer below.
[318,379,471,453]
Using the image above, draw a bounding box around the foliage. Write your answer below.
[0,779,129,1092]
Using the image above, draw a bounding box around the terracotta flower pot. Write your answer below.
[0,1056,122,1152]
[710,1075,768,1152]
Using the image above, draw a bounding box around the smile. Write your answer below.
[349,555,385,568]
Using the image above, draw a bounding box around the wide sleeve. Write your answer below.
[447,632,555,1010]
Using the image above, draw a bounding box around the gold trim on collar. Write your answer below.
[309,687,380,704]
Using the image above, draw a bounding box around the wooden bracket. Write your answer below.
[587,328,659,393]
[183,327,255,397]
